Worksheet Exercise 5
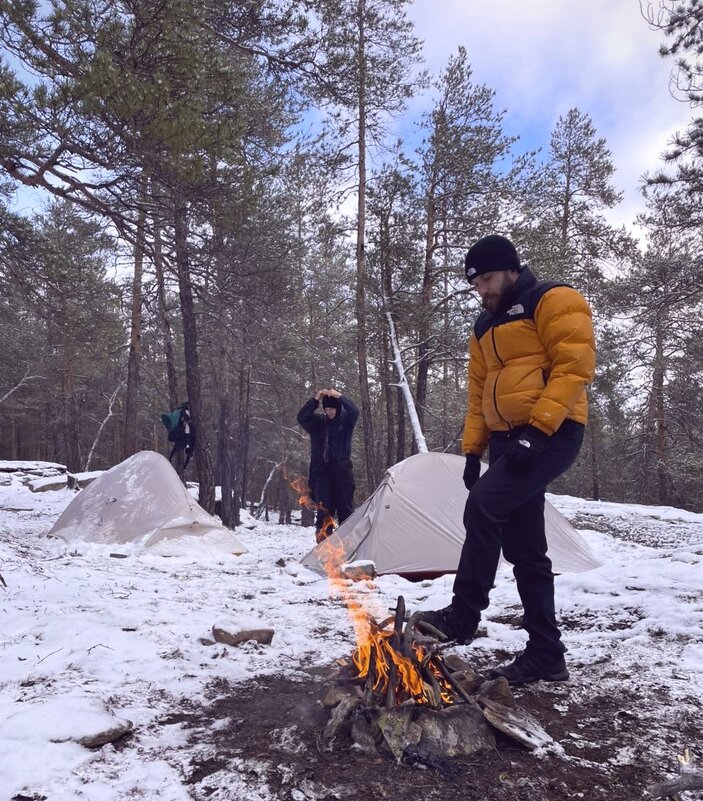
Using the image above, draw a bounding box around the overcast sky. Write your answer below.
[406,0,696,233]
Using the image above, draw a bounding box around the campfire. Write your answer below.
[322,592,560,768]
[289,476,558,768]
[317,547,559,768]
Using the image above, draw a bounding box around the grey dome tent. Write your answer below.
[50,450,247,558]
[301,451,599,579]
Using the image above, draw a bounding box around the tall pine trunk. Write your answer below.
[396,391,406,462]
[233,363,252,520]
[218,383,236,526]
[213,219,237,528]
[653,322,668,505]
[173,195,215,512]
[355,0,379,489]
[123,195,146,459]
[379,210,395,470]
[416,189,436,435]
[152,204,180,409]
[153,209,186,478]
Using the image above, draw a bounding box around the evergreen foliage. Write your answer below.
[0,3,700,513]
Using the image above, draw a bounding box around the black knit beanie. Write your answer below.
[464,234,521,280]
[322,395,341,410]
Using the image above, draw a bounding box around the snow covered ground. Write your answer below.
[0,464,702,800]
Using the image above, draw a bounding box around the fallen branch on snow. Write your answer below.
[648,772,703,798]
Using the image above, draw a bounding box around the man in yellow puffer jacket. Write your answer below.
[420,234,596,685]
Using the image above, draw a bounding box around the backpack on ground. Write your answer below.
[160,402,195,469]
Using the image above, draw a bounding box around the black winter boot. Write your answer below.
[415,604,476,645]
[488,650,569,685]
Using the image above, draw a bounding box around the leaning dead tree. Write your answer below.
[83,380,126,472]
[0,373,45,406]
[255,461,285,519]
[385,308,428,453]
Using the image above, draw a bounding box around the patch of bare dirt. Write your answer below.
[157,658,702,801]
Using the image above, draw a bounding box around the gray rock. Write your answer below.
[75,718,133,748]
[350,713,379,755]
[212,625,274,646]
[476,676,516,708]
[322,696,360,745]
[377,704,417,761]
[413,701,495,758]
[341,561,377,581]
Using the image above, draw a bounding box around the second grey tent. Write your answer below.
[301,451,600,579]
[50,450,247,558]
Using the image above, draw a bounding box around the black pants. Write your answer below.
[312,459,355,534]
[452,420,584,657]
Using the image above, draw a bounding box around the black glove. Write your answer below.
[504,425,549,474]
[463,454,481,490]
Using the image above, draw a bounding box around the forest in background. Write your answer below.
[0,0,701,518]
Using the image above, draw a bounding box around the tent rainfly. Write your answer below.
[301,451,600,579]
[50,450,247,557]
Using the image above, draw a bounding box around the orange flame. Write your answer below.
[352,632,426,700]
[290,475,336,540]
[316,538,442,705]
[289,472,452,706]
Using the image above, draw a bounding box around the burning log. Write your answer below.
[352,610,447,708]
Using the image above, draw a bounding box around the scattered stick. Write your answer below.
[37,647,63,664]
[87,643,115,654]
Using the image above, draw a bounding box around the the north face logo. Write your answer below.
[507,303,525,316]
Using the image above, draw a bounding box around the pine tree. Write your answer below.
[413,47,523,438]
[7,200,124,469]
[534,108,632,288]
[312,0,424,487]
[644,0,703,223]
[609,186,703,508]
[0,0,306,509]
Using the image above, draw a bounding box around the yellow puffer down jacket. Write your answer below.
[462,268,596,457]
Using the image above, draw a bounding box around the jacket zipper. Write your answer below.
[491,327,511,428]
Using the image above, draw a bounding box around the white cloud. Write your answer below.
[407,0,697,230]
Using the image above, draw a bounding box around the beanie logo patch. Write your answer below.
[466,267,477,279]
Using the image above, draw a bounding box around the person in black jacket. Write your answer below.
[297,388,359,542]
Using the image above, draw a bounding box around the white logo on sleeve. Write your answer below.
[507,304,525,316]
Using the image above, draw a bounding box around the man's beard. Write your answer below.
[481,277,515,314]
